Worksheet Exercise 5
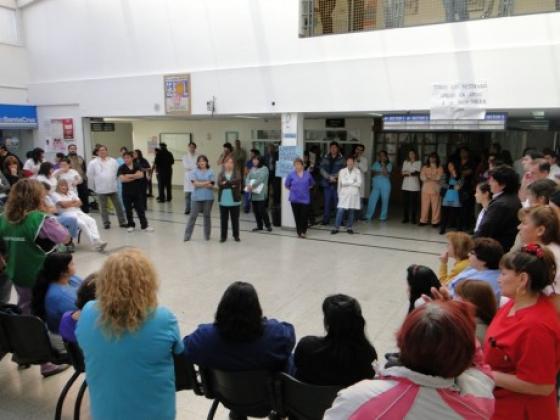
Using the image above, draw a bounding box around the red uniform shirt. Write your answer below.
[483,295,560,420]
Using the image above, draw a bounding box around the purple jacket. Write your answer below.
[285,170,315,204]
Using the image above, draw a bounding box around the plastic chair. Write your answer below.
[55,340,87,420]
[199,368,275,420]
[174,354,203,395]
[272,373,342,420]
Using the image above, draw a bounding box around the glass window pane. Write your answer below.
[0,7,18,45]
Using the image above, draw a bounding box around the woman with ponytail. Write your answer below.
[31,252,82,334]
[484,243,560,419]
[294,294,377,387]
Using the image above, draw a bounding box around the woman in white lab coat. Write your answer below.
[332,156,362,235]
[182,142,199,215]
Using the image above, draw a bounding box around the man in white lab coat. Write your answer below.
[182,142,199,215]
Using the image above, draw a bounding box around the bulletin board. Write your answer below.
[159,132,192,161]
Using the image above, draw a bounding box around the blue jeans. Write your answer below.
[322,184,338,224]
[335,208,355,230]
[57,213,79,238]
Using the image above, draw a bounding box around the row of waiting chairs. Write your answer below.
[0,307,342,420]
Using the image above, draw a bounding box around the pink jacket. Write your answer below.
[324,365,494,419]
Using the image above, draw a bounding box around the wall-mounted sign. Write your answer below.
[164,73,191,115]
[0,104,38,129]
[383,113,506,131]
[430,82,488,120]
[91,122,115,132]
[276,145,303,178]
[326,118,345,128]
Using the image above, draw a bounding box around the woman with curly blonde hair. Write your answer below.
[76,248,183,420]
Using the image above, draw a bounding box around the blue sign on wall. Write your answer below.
[0,104,38,129]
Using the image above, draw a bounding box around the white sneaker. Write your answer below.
[142,226,154,232]
[127,227,135,233]
[94,241,108,252]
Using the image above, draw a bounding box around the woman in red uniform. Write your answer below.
[484,243,560,419]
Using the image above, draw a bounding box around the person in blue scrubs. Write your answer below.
[366,150,392,221]
[77,249,183,420]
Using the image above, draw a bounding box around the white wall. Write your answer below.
[0,3,28,105]
[90,122,133,157]
[19,0,560,117]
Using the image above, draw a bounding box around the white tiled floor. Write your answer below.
[0,194,447,419]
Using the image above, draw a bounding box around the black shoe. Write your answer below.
[119,224,128,228]
[104,223,111,230]
[184,210,190,215]
[252,228,263,232]
[156,198,164,202]
[166,198,172,202]
[418,222,427,226]
[347,229,354,234]
[234,237,240,242]
[321,222,329,226]
[432,223,440,228]
[331,229,339,234]
[266,227,273,232]
[402,219,409,224]
[220,238,226,243]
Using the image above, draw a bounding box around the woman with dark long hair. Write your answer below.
[183,281,295,370]
[36,161,57,190]
[294,294,377,387]
[22,147,44,177]
[183,155,215,241]
[406,264,441,313]
[247,155,272,232]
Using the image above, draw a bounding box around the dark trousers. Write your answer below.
[439,206,461,234]
[402,190,419,222]
[157,171,173,201]
[291,203,310,236]
[77,182,90,213]
[460,196,475,232]
[252,200,271,230]
[123,192,148,229]
[220,205,240,240]
[322,184,338,224]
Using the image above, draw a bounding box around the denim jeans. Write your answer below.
[322,184,338,224]
[57,213,79,238]
[335,208,355,230]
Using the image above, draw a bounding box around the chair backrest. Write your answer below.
[174,354,202,395]
[273,373,342,420]
[64,340,86,372]
[200,368,274,418]
[0,311,66,365]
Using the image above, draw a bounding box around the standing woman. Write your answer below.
[439,161,463,235]
[133,149,151,209]
[401,149,422,224]
[285,157,315,238]
[484,244,560,419]
[0,179,70,313]
[23,147,44,177]
[184,155,215,241]
[247,155,272,232]
[332,155,362,235]
[76,249,184,420]
[218,156,242,243]
[419,152,444,227]
[474,181,492,234]
[366,150,392,222]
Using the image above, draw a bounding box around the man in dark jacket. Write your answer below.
[153,142,175,202]
[319,142,345,225]
[474,165,521,252]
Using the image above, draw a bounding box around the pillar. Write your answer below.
[280,113,304,228]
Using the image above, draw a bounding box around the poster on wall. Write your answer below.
[430,82,488,120]
[45,118,74,152]
[164,74,191,115]
[276,145,303,178]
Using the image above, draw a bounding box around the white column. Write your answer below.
[281,113,304,229]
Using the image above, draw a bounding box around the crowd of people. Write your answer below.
[2,141,560,419]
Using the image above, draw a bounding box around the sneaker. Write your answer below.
[94,241,108,252]
[41,362,70,378]
[127,227,135,233]
[266,227,273,232]
[142,226,154,232]
[347,229,354,234]
[331,229,339,235]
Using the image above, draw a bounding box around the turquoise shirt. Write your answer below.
[76,301,184,420]
[219,173,241,207]
[191,168,215,202]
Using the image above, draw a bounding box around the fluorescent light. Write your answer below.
[532,111,545,119]
[367,112,383,117]
[234,115,260,119]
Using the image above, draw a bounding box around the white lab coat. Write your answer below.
[337,167,362,210]
[182,152,199,192]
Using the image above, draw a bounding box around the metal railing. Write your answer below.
[300,0,560,36]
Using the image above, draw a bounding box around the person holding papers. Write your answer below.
[246,155,272,232]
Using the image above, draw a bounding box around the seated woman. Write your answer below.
[54,157,82,193]
[484,243,560,419]
[406,264,441,313]
[59,272,97,343]
[293,294,377,387]
[51,179,107,252]
[455,280,497,345]
[324,301,495,419]
[31,252,82,334]
[183,281,295,371]
[35,161,58,190]
[438,231,473,285]
[448,237,504,301]
[76,249,184,420]
[3,155,22,186]
[517,205,560,291]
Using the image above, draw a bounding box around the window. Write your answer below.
[0,7,19,45]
